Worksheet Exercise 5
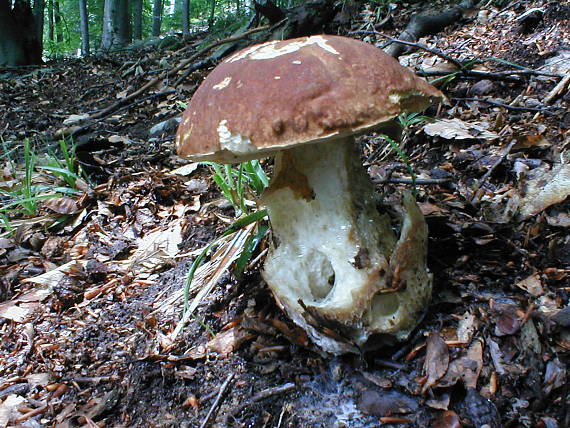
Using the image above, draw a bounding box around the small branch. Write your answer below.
[454,97,558,114]
[200,373,235,428]
[224,382,296,424]
[470,139,516,203]
[544,73,570,104]
[351,30,463,69]
[373,176,452,185]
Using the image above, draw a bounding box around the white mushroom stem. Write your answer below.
[260,137,432,354]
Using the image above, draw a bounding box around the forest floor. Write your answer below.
[1,0,570,427]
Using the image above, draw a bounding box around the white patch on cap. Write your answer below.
[274,76,281,79]
[389,93,401,104]
[226,35,340,63]
[213,77,232,90]
[217,120,257,154]
[292,60,301,65]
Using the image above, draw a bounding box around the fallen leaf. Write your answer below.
[358,389,419,416]
[543,358,566,395]
[422,331,450,393]
[506,162,570,220]
[424,118,498,140]
[43,196,79,214]
[207,327,255,355]
[432,410,461,428]
[515,273,544,296]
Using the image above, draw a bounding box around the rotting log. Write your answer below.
[383,0,476,58]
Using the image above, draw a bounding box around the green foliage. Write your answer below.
[181,159,270,322]
[397,112,433,128]
[182,208,269,312]
[202,160,269,216]
[0,138,86,232]
[41,0,259,58]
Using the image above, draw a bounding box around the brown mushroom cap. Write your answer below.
[176,35,443,163]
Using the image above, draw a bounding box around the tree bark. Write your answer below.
[0,0,43,66]
[384,0,475,58]
[132,0,143,40]
[182,0,190,36]
[208,0,216,29]
[78,0,89,56]
[32,0,45,47]
[101,0,131,50]
[47,0,54,42]
[152,0,163,37]
[53,0,62,43]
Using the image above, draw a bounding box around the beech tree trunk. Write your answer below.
[47,0,54,42]
[182,0,190,36]
[132,0,143,40]
[0,0,43,66]
[53,0,62,43]
[79,0,89,56]
[101,0,131,50]
[208,0,216,29]
[32,0,45,47]
[151,0,163,37]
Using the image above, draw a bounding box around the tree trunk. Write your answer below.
[78,0,89,56]
[32,0,45,46]
[132,0,143,40]
[208,0,216,29]
[116,0,131,46]
[152,0,163,37]
[47,0,54,42]
[0,0,43,66]
[182,0,190,36]
[101,0,131,50]
[53,0,63,43]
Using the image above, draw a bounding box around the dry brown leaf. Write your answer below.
[207,327,255,355]
[515,273,544,296]
[432,410,462,428]
[423,118,498,140]
[422,331,450,393]
[506,161,570,220]
[513,135,551,150]
[43,196,79,214]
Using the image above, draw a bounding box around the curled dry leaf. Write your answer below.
[358,389,419,417]
[506,161,570,220]
[43,196,79,214]
[543,358,566,395]
[422,331,450,393]
[423,118,498,140]
[515,273,544,296]
[432,410,462,428]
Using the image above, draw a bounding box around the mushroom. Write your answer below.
[176,35,444,354]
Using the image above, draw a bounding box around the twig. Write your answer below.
[200,373,235,428]
[470,139,516,203]
[454,97,558,114]
[224,382,296,424]
[544,73,570,104]
[373,176,452,185]
[351,30,463,69]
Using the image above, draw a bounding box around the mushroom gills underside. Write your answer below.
[261,137,432,354]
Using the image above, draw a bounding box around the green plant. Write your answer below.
[179,159,270,330]
[0,138,85,221]
[381,134,417,196]
[202,159,269,215]
[397,112,433,128]
[182,209,269,312]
